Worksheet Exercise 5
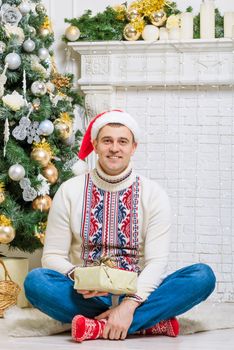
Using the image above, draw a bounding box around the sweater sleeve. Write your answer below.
[134,183,171,301]
[41,182,74,274]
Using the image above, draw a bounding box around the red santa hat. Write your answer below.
[72,109,140,175]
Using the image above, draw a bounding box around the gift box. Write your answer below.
[0,257,29,308]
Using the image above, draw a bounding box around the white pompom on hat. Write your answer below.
[72,109,140,176]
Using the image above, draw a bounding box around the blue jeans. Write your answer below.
[24,263,215,334]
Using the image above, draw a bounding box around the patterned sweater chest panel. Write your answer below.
[80,174,140,271]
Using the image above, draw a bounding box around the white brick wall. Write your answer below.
[116,87,234,302]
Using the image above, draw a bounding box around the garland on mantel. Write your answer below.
[63,1,224,42]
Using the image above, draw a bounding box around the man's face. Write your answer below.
[92,125,137,176]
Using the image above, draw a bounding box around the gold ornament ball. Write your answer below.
[35,233,45,245]
[150,10,167,27]
[36,3,46,13]
[65,26,80,41]
[0,225,15,244]
[39,27,50,37]
[42,163,59,184]
[126,8,140,22]
[123,24,141,41]
[0,192,5,204]
[31,148,51,167]
[54,120,72,139]
[32,195,52,212]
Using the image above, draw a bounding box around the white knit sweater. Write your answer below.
[42,162,171,301]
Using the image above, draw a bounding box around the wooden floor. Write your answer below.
[1,319,233,350]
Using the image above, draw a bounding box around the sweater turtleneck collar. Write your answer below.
[90,161,136,192]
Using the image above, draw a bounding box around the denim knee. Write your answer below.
[24,268,44,299]
[193,263,216,294]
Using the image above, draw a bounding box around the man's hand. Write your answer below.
[95,299,139,340]
[77,290,108,298]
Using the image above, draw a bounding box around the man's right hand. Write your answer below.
[77,290,108,298]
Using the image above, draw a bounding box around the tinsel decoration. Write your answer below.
[40,16,53,33]
[113,4,127,21]
[51,74,72,91]
[129,0,167,17]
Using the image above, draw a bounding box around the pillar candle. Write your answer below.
[180,12,193,40]
[168,27,180,40]
[200,0,215,39]
[0,257,29,308]
[159,27,169,40]
[224,12,234,38]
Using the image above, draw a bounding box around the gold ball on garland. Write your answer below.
[0,192,5,204]
[123,24,141,41]
[126,8,140,22]
[150,10,167,27]
[42,163,58,184]
[31,148,51,167]
[0,225,15,244]
[65,25,80,41]
[39,27,50,37]
[32,195,52,212]
[54,119,72,140]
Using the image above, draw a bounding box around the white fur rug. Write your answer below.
[3,301,234,337]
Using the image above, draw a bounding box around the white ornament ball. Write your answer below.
[23,38,35,52]
[31,81,47,96]
[5,53,21,70]
[142,25,159,41]
[8,164,25,181]
[65,26,80,41]
[19,2,31,15]
[38,47,49,60]
[28,26,36,37]
[39,120,54,136]
[45,82,55,93]
[0,41,6,54]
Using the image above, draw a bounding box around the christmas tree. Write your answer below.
[0,0,83,252]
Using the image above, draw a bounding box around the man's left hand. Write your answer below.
[95,299,139,340]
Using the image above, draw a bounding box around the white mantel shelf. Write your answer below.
[69,38,234,88]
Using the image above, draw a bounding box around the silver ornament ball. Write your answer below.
[36,3,46,13]
[0,41,6,54]
[38,47,49,61]
[28,26,36,37]
[39,120,54,136]
[5,52,21,70]
[46,81,55,93]
[23,38,35,52]
[65,26,80,41]
[31,81,47,96]
[18,2,31,15]
[8,164,25,181]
